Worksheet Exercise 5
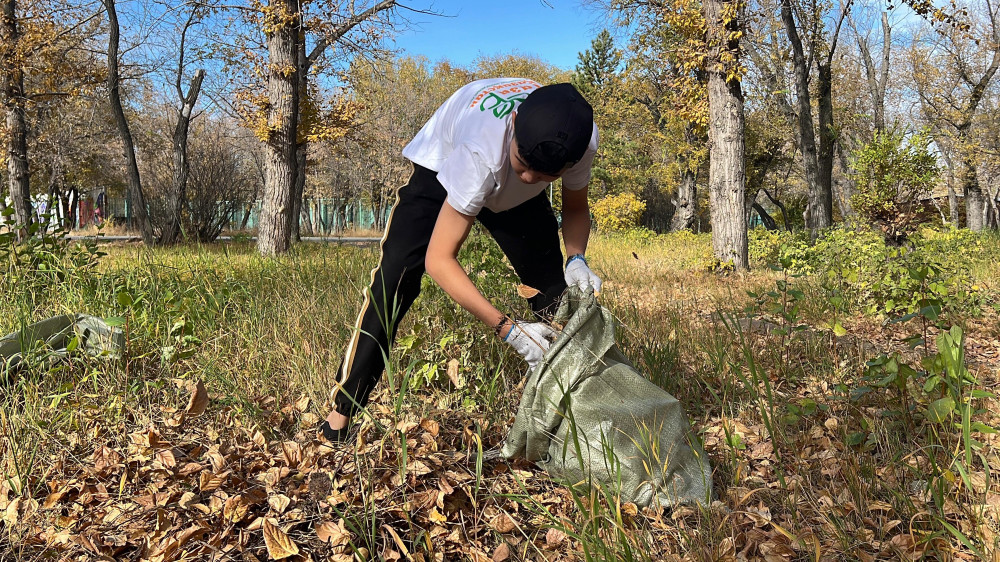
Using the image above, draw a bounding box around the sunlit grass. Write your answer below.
[2,227,999,559]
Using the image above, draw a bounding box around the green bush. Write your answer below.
[783,226,984,318]
[849,128,939,243]
[0,210,104,312]
[748,227,809,268]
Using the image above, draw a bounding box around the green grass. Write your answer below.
[2,226,999,560]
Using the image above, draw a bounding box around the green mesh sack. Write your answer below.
[1,314,125,377]
[501,286,712,508]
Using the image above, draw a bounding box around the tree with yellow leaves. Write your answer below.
[3,0,107,237]
[226,0,402,255]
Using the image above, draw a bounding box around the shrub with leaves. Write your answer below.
[591,192,646,233]
[0,208,104,303]
[747,227,809,268]
[849,128,939,243]
[776,226,984,318]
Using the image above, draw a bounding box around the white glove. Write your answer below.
[565,255,602,292]
[504,321,556,370]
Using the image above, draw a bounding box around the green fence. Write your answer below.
[102,197,391,235]
[234,199,391,234]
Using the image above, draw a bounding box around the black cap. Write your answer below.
[514,83,594,176]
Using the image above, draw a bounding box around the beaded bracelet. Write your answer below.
[493,314,509,337]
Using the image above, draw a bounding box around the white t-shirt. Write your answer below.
[402,78,599,216]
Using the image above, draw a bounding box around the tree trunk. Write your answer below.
[986,186,999,229]
[300,196,314,236]
[240,203,253,230]
[834,138,856,217]
[962,156,985,231]
[671,124,699,231]
[160,69,205,245]
[66,186,78,229]
[780,0,822,231]
[761,187,792,231]
[285,0,397,243]
[671,168,698,231]
[815,61,835,227]
[291,36,309,242]
[292,136,306,240]
[256,0,300,256]
[753,202,778,230]
[854,11,891,133]
[2,0,31,239]
[104,0,154,245]
[704,0,748,270]
[947,184,960,227]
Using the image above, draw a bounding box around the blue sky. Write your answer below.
[391,0,606,71]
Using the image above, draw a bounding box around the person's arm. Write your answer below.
[560,184,603,292]
[425,201,512,337]
[561,184,591,257]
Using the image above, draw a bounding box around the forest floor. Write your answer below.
[2,227,999,561]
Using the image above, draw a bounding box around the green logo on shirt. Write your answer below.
[480,92,528,118]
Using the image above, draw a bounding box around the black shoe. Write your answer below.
[319,420,353,443]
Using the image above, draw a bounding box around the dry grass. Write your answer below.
[2,228,999,561]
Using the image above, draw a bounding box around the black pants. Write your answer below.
[332,164,567,417]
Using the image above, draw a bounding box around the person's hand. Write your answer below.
[565,255,602,292]
[504,321,556,370]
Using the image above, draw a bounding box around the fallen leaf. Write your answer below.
[882,519,902,534]
[186,380,209,416]
[262,518,299,560]
[280,442,302,467]
[867,500,893,512]
[491,512,517,534]
[268,494,291,514]
[446,359,464,389]
[42,489,68,509]
[178,491,198,509]
[545,528,566,548]
[178,462,203,476]
[198,470,228,492]
[3,498,21,525]
[224,495,250,522]
[517,284,541,298]
[428,507,447,524]
[92,445,121,475]
[316,520,350,547]
[294,395,310,412]
[155,448,177,469]
[759,539,795,561]
[492,543,510,562]
[887,534,925,561]
[252,431,267,448]
[420,419,440,437]
[205,449,226,472]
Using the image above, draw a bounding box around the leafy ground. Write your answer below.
[1,226,999,561]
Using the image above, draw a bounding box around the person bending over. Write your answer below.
[321,79,602,441]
